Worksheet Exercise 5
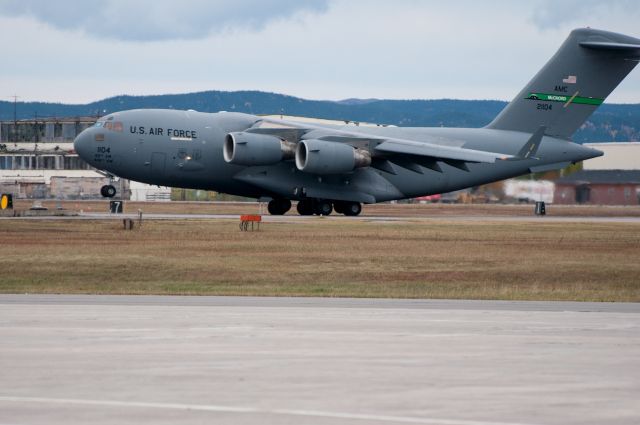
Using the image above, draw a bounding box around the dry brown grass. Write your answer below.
[1,218,638,301]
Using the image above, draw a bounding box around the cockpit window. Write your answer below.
[102,121,123,132]
[93,122,103,128]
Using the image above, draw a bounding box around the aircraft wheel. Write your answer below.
[296,199,314,215]
[333,201,344,214]
[314,199,333,216]
[268,199,291,215]
[101,185,116,198]
[343,202,362,216]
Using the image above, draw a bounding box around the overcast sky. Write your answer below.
[1,0,639,104]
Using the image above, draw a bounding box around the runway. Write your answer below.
[2,211,640,223]
[1,295,638,425]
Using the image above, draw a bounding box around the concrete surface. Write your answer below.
[1,212,640,223]
[0,295,638,425]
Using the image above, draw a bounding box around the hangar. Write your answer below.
[554,170,640,205]
[554,143,640,205]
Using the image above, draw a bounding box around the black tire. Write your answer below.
[343,202,362,216]
[333,201,344,214]
[267,200,281,215]
[279,199,291,214]
[314,199,333,216]
[268,199,291,215]
[101,185,116,198]
[296,200,314,216]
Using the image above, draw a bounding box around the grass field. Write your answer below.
[1,217,638,301]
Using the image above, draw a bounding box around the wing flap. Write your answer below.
[245,127,308,142]
[374,139,512,163]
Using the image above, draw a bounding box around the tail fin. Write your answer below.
[486,28,640,139]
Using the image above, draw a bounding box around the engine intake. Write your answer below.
[295,139,371,174]
[224,132,295,166]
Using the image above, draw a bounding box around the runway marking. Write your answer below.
[0,395,544,425]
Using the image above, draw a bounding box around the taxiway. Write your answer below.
[0,295,638,425]
[1,211,640,223]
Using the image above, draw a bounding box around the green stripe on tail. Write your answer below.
[525,93,604,106]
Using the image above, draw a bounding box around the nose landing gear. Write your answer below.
[100,185,117,198]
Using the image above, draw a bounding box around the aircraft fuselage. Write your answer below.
[74,109,599,205]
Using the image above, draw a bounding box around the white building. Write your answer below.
[0,117,169,200]
[583,142,640,170]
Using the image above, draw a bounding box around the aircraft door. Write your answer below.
[151,152,166,178]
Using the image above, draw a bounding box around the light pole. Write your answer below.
[10,95,19,143]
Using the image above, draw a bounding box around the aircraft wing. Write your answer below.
[249,118,519,172]
[372,138,511,163]
[374,126,547,164]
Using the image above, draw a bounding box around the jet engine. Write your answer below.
[224,132,295,166]
[295,139,371,174]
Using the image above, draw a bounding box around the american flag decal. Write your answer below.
[562,75,577,84]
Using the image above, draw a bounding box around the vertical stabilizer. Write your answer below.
[486,28,640,139]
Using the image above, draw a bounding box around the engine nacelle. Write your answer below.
[295,139,371,174]
[224,132,295,166]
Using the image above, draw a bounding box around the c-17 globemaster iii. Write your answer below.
[74,28,640,216]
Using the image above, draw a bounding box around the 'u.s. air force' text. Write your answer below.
[130,126,197,139]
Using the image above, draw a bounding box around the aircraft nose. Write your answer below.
[74,129,92,162]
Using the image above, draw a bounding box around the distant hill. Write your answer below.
[1,90,639,143]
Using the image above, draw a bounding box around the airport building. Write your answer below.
[553,143,640,205]
[554,169,640,205]
[0,117,101,198]
[0,117,95,172]
[0,117,168,200]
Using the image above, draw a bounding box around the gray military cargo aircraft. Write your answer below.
[74,28,640,216]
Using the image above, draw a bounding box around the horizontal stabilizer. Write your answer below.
[579,41,640,51]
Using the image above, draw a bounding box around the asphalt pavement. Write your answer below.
[1,295,638,425]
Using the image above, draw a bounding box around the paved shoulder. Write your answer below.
[0,294,638,313]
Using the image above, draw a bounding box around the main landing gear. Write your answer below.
[100,184,117,198]
[268,199,362,216]
[333,200,362,216]
[267,199,292,215]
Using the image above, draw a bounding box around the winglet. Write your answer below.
[516,126,546,160]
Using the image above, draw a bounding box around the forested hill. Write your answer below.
[1,90,639,143]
